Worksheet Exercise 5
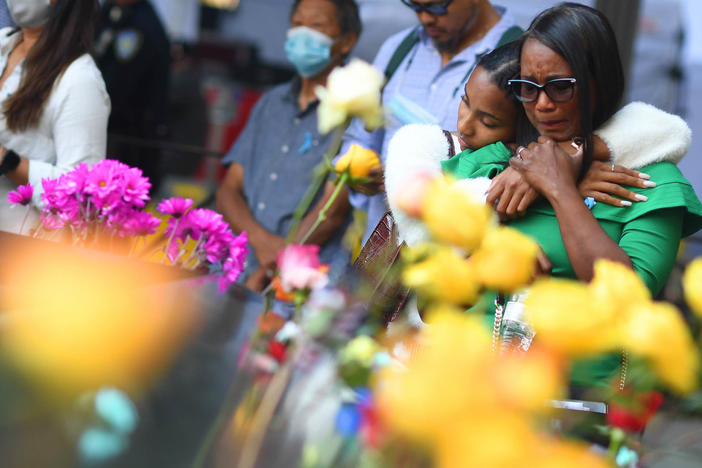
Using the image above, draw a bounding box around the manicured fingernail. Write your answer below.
[638,172,651,180]
[621,200,632,207]
[635,194,648,202]
[643,180,657,188]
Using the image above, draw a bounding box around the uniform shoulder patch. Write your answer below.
[114,29,143,62]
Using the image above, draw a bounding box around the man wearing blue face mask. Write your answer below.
[339,0,522,246]
[216,0,360,292]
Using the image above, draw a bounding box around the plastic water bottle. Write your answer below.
[500,290,535,355]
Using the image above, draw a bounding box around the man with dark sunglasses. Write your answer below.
[338,0,521,246]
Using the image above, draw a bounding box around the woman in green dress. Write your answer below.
[486,3,702,389]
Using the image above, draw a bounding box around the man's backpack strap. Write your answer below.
[495,25,523,48]
[383,27,420,82]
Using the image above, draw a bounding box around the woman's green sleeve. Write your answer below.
[619,207,684,296]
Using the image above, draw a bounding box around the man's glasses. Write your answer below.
[508,78,577,103]
[400,0,453,16]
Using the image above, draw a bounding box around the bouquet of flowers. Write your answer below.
[8,159,248,292]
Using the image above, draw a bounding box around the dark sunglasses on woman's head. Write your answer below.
[508,78,577,103]
[400,0,453,16]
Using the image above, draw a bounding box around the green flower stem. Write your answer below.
[19,205,30,235]
[286,123,347,244]
[298,172,348,246]
[608,427,625,463]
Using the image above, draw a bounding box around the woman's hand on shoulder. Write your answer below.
[510,137,582,201]
[485,167,539,220]
[578,160,654,207]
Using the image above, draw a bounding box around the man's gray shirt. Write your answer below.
[222,79,350,280]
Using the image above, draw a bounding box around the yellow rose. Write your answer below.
[525,278,617,356]
[421,177,494,252]
[469,226,539,293]
[588,259,650,321]
[402,245,481,305]
[683,257,702,318]
[316,58,384,134]
[334,143,380,179]
[622,302,700,394]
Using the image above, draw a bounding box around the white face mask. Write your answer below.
[7,0,52,29]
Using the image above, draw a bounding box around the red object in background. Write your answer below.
[607,391,664,432]
[221,89,262,153]
[268,340,287,363]
[196,86,263,182]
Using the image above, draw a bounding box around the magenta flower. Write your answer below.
[121,166,151,207]
[185,208,226,241]
[276,244,329,292]
[216,232,248,292]
[157,197,193,219]
[121,211,162,237]
[41,213,64,230]
[8,184,34,206]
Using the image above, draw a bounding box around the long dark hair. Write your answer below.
[515,2,625,171]
[4,0,99,131]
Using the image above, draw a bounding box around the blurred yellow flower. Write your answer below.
[493,347,564,414]
[402,245,480,305]
[435,413,536,468]
[622,302,700,394]
[525,279,617,356]
[1,248,196,397]
[334,144,381,179]
[469,226,539,293]
[421,177,493,252]
[375,311,494,441]
[316,58,384,134]
[375,309,602,467]
[683,257,702,318]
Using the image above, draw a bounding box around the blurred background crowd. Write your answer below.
[46,0,699,253]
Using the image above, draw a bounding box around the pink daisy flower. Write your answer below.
[8,184,33,206]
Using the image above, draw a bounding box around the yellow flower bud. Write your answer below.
[334,143,381,179]
[589,259,650,318]
[421,177,493,252]
[683,257,702,318]
[402,245,481,305]
[525,278,617,356]
[469,226,539,293]
[623,301,699,394]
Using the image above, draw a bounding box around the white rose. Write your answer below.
[315,58,384,134]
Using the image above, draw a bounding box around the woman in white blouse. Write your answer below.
[0,0,110,233]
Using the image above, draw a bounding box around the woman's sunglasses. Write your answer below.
[400,0,453,16]
[508,78,577,103]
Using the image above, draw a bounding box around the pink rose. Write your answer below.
[276,244,329,292]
